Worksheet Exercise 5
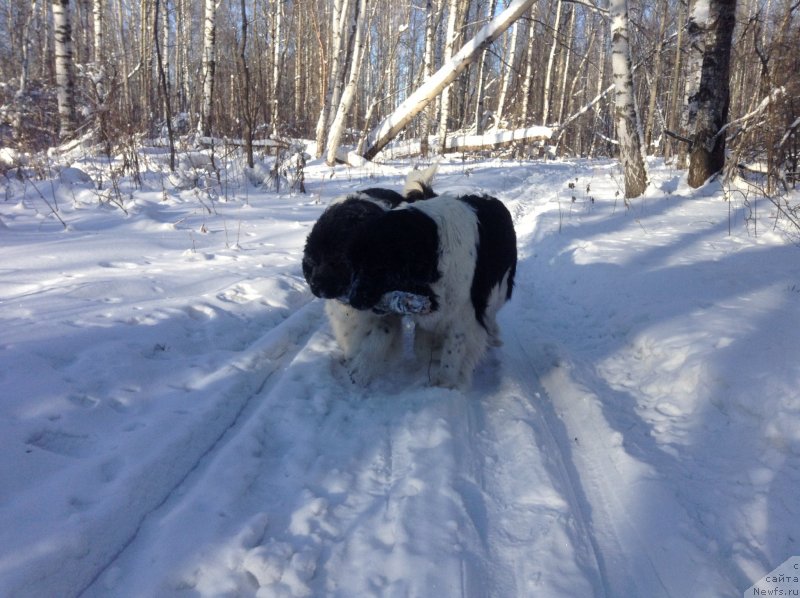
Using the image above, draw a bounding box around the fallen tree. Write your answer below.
[361,0,537,161]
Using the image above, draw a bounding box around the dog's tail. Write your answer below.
[403,163,438,201]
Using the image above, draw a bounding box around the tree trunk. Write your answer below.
[678,0,707,168]
[519,11,536,125]
[419,0,438,155]
[53,0,77,140]
[198,0,216,137]
[153,0,175,170]
[688,0,737,187]
[239,0,253,168]
[92,0,103,62]
[437,0,460,153]
[495,15,520,128]
[474,0,497,134]
[325,0,369,165]
[362,0,538,161]
[541,0,563,126]
[610,0,648,197]
[315,0,348,156]
[664,1,685,163]
[270,0,283,138]
[644,0,669,150]
[556,4,576,125]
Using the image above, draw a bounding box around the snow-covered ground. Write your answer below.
[1,151,798,597]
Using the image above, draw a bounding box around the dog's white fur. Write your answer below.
[327,193,510,389]
[322,166,436,385]
[325,301,403,385]
[406,195,501,389]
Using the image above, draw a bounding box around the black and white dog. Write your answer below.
[303,171,517,389]
[302,168,437,384]
[347,193,517,388]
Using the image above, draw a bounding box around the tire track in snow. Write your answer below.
[11,298,324,598]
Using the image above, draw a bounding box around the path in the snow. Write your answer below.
[71,165,612,597]
[81,303,605,596]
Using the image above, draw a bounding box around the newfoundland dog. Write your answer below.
[302,168,437,384]
[303,173,516,389]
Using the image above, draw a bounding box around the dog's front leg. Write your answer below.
[433,328,468,389]
[347,314,402,385]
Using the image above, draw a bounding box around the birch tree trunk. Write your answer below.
[270,0,283,138]
[556,5,575,125]
[678,0,707,168]
[419,0,438,155]
[364,0,535,160]
[315,0,348,156]
[644,0,669,150]
[53,0,77,140]
[541,0,563,126]
[495,16,520,128]
[438,0,460,152]
[154,0,175,170]
[92,0,103,62]
[198,0,217,137]
[519,13,535,124]
[687,0,737,187]
[474,0,497,134]
[610,0,648,198]
[664,1,685,162]
[239,0,253,168]
[362,0,537,161]
[325,0,368,165]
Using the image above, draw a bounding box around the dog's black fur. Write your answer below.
[302,177,437,302]
[302,165,516,388]
[347,194,516,329]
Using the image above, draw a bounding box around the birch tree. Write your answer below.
[678,0,708,168]
[495,16,520,128]
[53,0,77,139]
[688,0,737,187]
[239,0,253,167]
[541,0,563,126]
[474,0,498,134]
[270,0,283,138]
[92,0,103,62]
[363,0,538,160]
[325,0,369,165]
[438,0,460,152]
[315,0,349,156]
[419,0,439,155]
[198,0,217,137]
[609,0,648,197]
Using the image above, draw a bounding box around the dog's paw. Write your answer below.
[347,355,377,386]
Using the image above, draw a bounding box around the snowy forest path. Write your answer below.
[78,284,608,597]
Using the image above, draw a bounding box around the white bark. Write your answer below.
[474,0,498,134]
[678,0,708,167]
[53,0,77,139]
[688,0,737,188]
[199,0,217,136]
[437,0,460,152]
[271,0,283,137]
[541,0,563,126]
[315,0,348,156]
[92,0,103,62]
[495,16,520,128]
[325,0,369,165]
[610,0,648,197]
[363,0,538,160]
[419,0,438,155]
[519,13,535,124]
